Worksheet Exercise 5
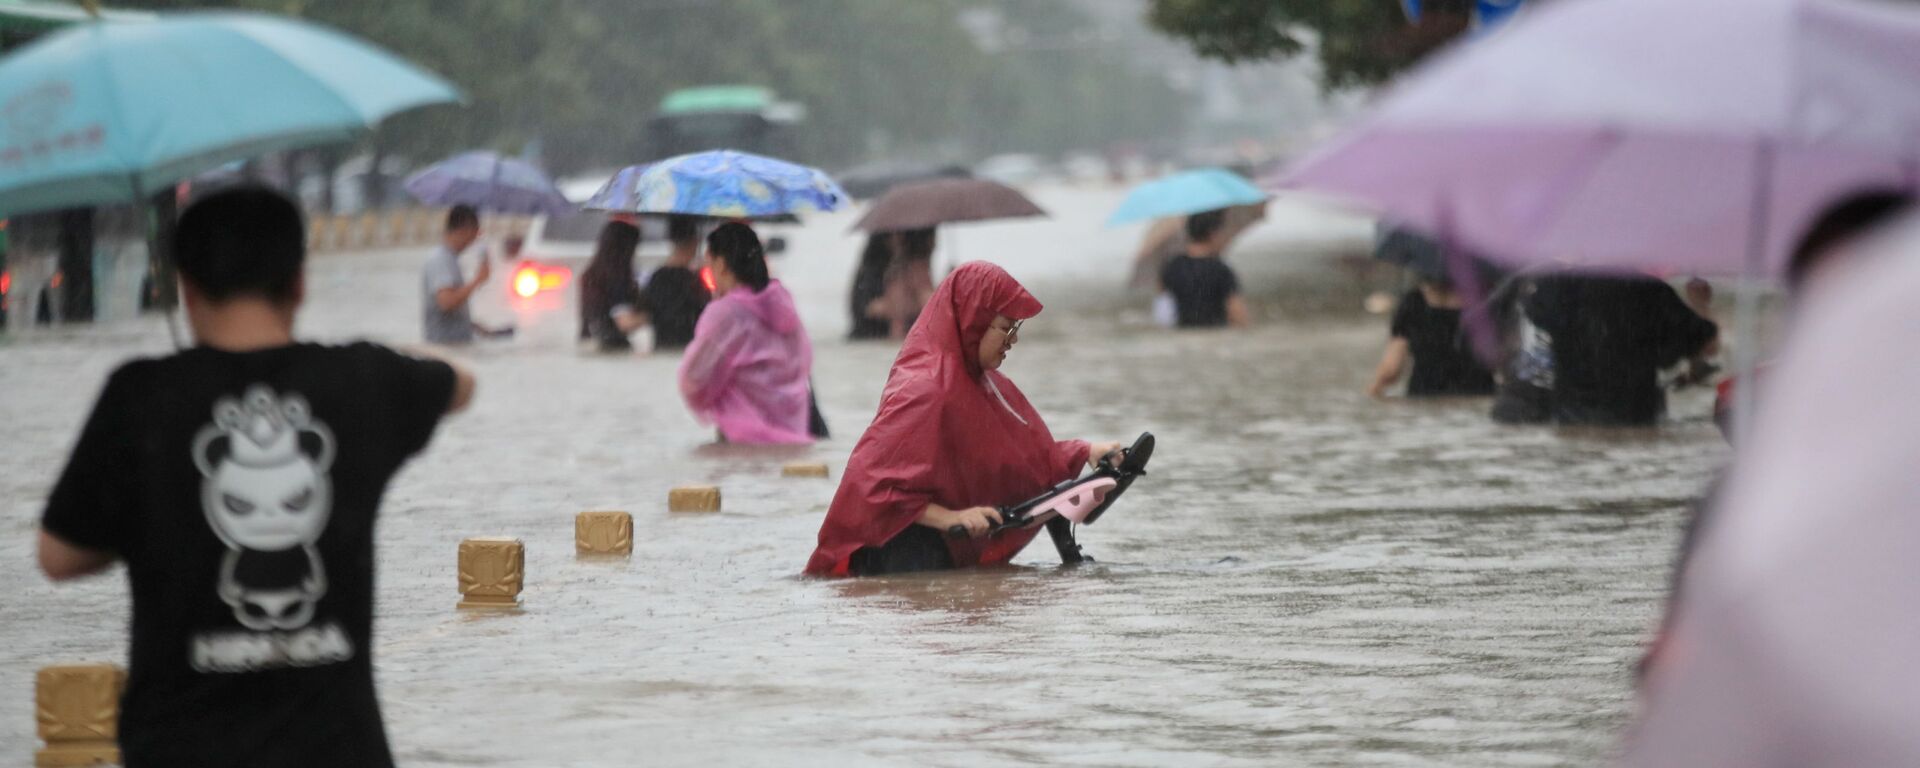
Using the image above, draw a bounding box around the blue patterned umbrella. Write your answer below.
[584,150,846,219]
[403,150,573,215]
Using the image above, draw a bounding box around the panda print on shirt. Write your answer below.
[191,385,335,632]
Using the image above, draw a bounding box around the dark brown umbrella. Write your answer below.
[852,178,1046,232]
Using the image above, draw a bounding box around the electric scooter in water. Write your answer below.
[947,431,1155,565]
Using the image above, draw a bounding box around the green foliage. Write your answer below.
[1147,0,1471,88]
[114,0,1186,173]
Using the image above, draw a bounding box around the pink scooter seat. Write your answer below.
[1017,477,1117,528]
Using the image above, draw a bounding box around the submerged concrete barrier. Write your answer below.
[668,486,721,513]
[457,537,525,610]
[34,664,124,767]
[575,511,633,556]
[781,462,830,478]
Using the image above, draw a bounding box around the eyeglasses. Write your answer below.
[992,319,1023,338]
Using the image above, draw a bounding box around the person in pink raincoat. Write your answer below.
[678,222,815,444]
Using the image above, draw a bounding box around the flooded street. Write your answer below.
[1,186,1726,766]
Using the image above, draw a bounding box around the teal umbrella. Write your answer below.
[1107,168,1268,226]
[0,10,461,216]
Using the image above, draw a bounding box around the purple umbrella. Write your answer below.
[403,150,574,216]
[1623,226,1920,767]
[1279,0,1920,279]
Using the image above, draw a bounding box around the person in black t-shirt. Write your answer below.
[1159,208,1250,329]
[1526,274,1718,426]
[637,215,712,351]
[37,187,474,768]
[1368,278,1495,398]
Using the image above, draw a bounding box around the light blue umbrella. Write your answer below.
[0,11,461,216]
[584,150,846,219]
[404,151,573,216]
[1108,168,1268,226]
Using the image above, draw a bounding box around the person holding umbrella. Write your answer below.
[879,227,938,340]
[849,177,1047,340]
[1161,209,1251,328]
[1109,169,1266,329]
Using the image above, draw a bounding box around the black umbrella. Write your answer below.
[852,178,1046,233]
[836,162,972,201]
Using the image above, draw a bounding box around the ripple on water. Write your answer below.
[1,198,1722,766]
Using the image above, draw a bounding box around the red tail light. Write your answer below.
[511,261,571,298]
[513,266,541,298]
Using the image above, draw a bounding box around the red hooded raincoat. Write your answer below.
[805,262,1089,576]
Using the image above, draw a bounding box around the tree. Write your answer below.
[1146,0,1472,88]
[114,0,1188,175]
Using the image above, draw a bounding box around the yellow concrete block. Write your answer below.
[35,664,123,767]
[353,212,380,249]
[457,537,524,609]
[575,511,633,555]
[668,485,721,513]
[781,462,830,478]
[325,216,353,252]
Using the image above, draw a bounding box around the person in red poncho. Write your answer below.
[806,261,1126,577]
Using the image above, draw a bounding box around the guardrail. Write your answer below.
[305,209,535,253]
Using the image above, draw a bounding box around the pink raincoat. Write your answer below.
[678,280,814,444]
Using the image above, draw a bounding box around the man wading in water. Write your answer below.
[37,187,474,766]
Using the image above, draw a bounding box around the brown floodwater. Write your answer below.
[0,185,1725,766]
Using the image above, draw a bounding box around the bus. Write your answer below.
[645,85,806,161]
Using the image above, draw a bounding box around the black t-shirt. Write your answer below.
[639,266,711,350]
[1390,289,1495,397]
[1526,275,1718,425]
[40,342,454,768]
[579,267,644,352]
[1161,254,1239,328]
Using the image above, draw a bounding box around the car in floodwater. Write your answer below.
[476,175,667,348]
[481,174,792,350]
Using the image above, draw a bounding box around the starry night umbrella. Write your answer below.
[583,149,846,220]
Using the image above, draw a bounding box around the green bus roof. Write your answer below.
[659,86,774,116]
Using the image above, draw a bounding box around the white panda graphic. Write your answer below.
[191,385,335,631]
